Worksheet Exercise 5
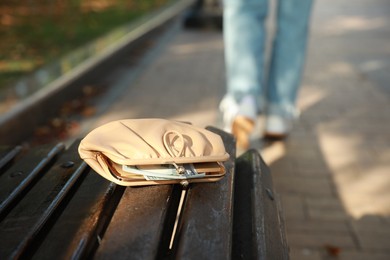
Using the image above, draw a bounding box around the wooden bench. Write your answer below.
[0,127,288,259]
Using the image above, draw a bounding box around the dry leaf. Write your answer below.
[324,244,341,257]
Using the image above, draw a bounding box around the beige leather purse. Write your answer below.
[78,118,230,186]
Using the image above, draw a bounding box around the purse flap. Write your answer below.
[78,119,230,186]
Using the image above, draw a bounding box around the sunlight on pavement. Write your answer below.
[323,16,388,35]
[261,141,287,166]
[297,86,327,112]
[319,129,390,218]
[327,62,356,75]
[359,60,388,72]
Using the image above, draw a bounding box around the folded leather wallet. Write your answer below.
[78,118,230,186]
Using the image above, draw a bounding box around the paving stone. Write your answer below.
[273,176,335,196]
[289,247,322,260]
[269,160,295,177]
[291,167,333,177]
[350,216,390,251]
[352,215,389,227]
[278,194,306,220]
[285,219,351,234]
[286,232,357,249]
[292,159,331,175]
[338,251,390,260]
[356,233,390,251]
[305,197,349,220]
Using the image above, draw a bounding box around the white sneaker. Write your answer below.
[219,95,239,133]
[219,95,257,149]
[264,115,292,139]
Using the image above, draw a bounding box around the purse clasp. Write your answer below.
[172,162,186,175]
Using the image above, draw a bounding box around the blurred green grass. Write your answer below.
[0,0,172,88]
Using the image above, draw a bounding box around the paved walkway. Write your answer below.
[75,0,390,259]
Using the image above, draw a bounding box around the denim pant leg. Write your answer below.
[223,0,268,105]
[266,0,314,118]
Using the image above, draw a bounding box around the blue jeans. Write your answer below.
[223,0,313,118]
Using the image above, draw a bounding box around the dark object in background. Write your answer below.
[183,0,223,30]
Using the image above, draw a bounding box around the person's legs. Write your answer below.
[265,0,313,137]
[223,0,268,102]
[221,0,268,148]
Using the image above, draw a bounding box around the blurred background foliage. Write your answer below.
[0,0,172,88]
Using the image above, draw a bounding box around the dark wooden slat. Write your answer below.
[0,142,84,258]
[234,150,289,260]
[0,143,65,219]
[94,184,182,260]
[11,162,88,259]
[173,127,236,259]
[0,145,23,171]
[31,168,124,259]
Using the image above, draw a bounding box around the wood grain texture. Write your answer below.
[0,142,83,258]
[173,127,236,260]
[234,150,289,260]
[94,185,181,260]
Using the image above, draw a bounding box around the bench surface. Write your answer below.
[0,127,288,259]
